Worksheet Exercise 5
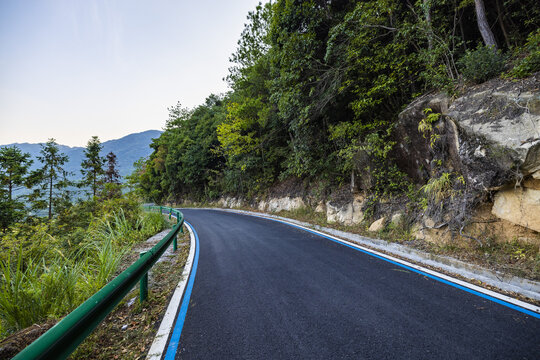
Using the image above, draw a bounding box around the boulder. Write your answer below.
[492,188,540,232]
[314,202,326,213]
[326,194,365,225]
[368,217,386,232]
[394,74,540,188]
[447,74,540,176]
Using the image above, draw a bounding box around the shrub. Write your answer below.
[458,44,506,84]
[509,30,540,78]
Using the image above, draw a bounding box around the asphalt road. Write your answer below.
[173,209,539,359]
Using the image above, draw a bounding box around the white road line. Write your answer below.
[146,222,196,360]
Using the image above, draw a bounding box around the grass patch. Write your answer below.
[70,227,190,360]
[0,205,170,358]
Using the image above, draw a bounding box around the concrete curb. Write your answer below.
[216,208,540,303]
[146,222,196,360]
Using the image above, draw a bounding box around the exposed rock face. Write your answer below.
[396,74,540,183]
[391,213,404,227]
[393,93,451,182]
[395,73,540,232]
[218,197,244,208]
[326,194,365,225]
[447,74,540,176]
[492,188,540,232]
[258,197,305,213]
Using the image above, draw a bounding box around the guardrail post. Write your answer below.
[173,234,177,252]
[140,252,148,303]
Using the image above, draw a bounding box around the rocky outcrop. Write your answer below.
[326,194,365,225]
[492,188,540,232]
[393,93,451,182]
[258,197,305,213]
[447,74,540,176]
[390,213,404,227]
[396,74,540,182]
[218,197,244,208]
[395,73,540,232]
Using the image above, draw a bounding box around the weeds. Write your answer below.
[0,203,168,340]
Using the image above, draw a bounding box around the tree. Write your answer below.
[102,151,121,199]
[474,0,498,48]
[0,146,33,229]
[0,146,33,201]
[33,139,70,219]
[126,157,147,195]
[104,152,121,184]
[81,136,105,198]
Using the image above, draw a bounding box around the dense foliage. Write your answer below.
[0,195,167,338]
[0,138,165,339]
[134,0,539,203]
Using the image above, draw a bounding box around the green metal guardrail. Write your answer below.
[13,206,184,360]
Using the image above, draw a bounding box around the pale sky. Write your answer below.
[0,0,263,147]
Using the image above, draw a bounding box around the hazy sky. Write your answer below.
[0,0,263,147]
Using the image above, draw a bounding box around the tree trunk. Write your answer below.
[48,174,53,219]
[424,0,433,50]
[495,0,511,48]
[474,0,498,48]
[8,171,12,201]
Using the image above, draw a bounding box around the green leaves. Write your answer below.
[81,136,105,198]
[32,139,70,219]
[135,0,538,203]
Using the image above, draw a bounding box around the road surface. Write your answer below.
[170,209,539,359]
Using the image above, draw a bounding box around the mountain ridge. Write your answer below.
[1,130,162,180]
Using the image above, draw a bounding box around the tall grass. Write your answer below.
[77,236,127,295]
[0,206,168,339]
[0,253,81,333]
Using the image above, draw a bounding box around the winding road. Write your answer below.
[166,209,539,359]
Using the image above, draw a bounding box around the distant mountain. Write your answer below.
[1,130,162,181]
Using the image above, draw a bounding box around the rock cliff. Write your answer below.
[212,74,539,236]
[394,73,540,232]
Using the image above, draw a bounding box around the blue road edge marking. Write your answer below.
[163,221,200,360]
[237,210,540,319]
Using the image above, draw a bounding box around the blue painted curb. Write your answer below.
[163,221,200,359]
[248,212,540,320]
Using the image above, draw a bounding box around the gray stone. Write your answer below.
[447,74,540,176]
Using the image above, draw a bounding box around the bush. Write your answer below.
[458,44,506,84]
[509,30,540,78]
